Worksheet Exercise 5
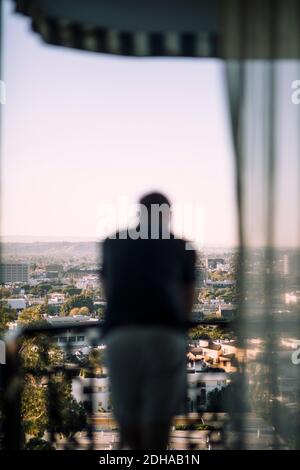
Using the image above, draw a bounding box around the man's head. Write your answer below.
[138,192,171,238]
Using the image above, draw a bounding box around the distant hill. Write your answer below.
[1,241,101,260]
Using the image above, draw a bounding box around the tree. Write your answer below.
[10,303,87,445]
[69,307,80,316]
[16,305,63,439]
[20,284,31,294]
[69,306,89,316]
[93,286,105,300]
[88,348,105,370]
[63,286,82,297]
[22,374,49,438]
[29,284,53,297]
[48,304,60,316]
[60,294,94,316]
[96,305,106,321]
[209,270,224,282]
[198,288,215,302]
[0,286,12,298]
[21,374,87,441]
[51,393,87,439]
[18,304,48,326]
[80,348,106,377]
[43,378,87,439]
[78,306,89,316]
[188,326,235,341]
[0,301,17,334]
[175,423,213,431]
[25,437,55,450]
[20,338,87,441]
[206,382,248,413]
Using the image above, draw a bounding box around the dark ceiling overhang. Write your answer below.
[12,0,300,59]
[13,0,219,58]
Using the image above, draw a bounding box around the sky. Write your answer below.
[1,0,237,246]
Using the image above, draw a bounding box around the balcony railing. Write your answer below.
[0,317,298,450]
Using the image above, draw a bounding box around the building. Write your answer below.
[45,271,60,280]
[284,291,300,305]
[281,338,300,350]
[72,368,228,415]
[206,258,225,270]
[216,305,237,319]
[191,310,204,322]
[195,267,206,286]
[47,292,65,314]
[75,275,99,290]
[282,253,300,276]
[187,371,228,411]
[26,295,45,306]
[205,279,236,288]
[47,315,99,349]
[45,264,63,273]
[0,263,29,283]
[5,298,27,312]
[187,340,238,373]
[53,331,89,349]
[44,264,63,280]
[72,375,111,413]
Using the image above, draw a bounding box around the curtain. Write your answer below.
[223,0,300,449]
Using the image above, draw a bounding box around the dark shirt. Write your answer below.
[101,229,196,335]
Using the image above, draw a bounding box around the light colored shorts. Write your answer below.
[105,325,187,427]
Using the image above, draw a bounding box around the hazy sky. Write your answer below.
[2,1,238,246]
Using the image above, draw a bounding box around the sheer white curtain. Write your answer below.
[222,0,300,449]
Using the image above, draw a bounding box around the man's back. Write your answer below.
[102,192,196,449]
[101,231,195,334]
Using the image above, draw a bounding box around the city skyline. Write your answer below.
[2,1,299,248]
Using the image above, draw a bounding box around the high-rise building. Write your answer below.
[45,264,63,273]
[45,264,63,280]
[282,253,300,276]
[0,263,29,283]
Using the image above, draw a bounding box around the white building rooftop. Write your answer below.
[6,298,26,310]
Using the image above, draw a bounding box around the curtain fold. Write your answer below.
[219,0,300,59]
[224,1,300,449]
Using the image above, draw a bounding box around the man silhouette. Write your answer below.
[101,192,196,449]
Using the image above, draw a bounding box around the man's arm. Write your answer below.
[183,283,196,321]
[182,244,197,321]
[100,239,108,300]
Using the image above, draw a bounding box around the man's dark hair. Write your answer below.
[139,192,171,210]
